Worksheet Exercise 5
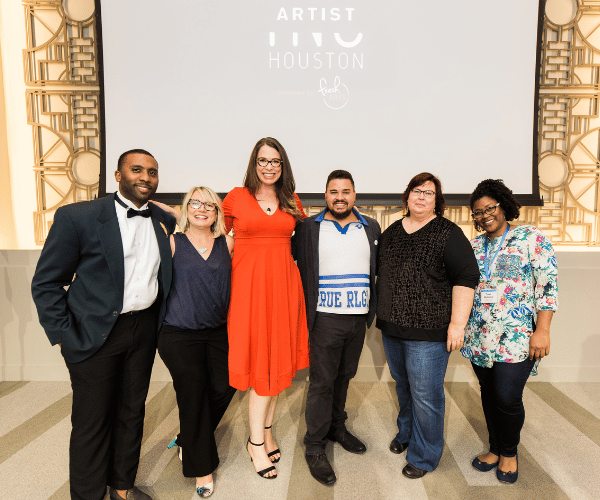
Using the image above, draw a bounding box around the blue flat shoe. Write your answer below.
[496,455,518,483]
[472,456,499,472]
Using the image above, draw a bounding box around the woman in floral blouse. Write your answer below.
[461,179,558,484]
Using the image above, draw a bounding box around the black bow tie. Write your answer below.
[115,193,152,218]
[127,208,152,218]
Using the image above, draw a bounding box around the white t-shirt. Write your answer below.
[316,219,370,315]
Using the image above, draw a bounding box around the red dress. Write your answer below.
[222,187,309,396]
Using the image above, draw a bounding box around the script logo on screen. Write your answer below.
[318,76,349,109]
[269,6,362,109]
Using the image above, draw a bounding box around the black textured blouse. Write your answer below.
[376,216,478,342]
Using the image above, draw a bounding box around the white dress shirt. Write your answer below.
[115,192,161,313]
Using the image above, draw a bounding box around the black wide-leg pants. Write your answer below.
[158,324,236,478]
[66,308,158,500]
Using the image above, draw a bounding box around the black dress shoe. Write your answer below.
[326,430,367,454]
[402,463,428,479]
[389,439,409,454]
[109,486,152,500]
[305,453,336,485]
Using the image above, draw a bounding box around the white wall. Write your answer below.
[2,249,598,383]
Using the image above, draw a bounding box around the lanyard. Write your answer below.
[483,224,509,282]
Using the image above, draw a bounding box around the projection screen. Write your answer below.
[98,0,544,205]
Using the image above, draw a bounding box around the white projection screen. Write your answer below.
[98,0,544,205]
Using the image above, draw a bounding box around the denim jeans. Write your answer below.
[382,335,450,471]
[471,357,535,457]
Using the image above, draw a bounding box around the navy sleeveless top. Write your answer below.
[163,233,231,330]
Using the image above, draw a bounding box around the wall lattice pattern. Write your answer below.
[25,0,600,246]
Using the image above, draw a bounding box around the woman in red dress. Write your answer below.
[222,137,309,479]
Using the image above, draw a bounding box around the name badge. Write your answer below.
[480,288,498,304]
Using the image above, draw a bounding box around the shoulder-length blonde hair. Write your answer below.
[243,137,303,221]
[179,186,226,238]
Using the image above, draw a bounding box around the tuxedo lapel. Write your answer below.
[96,196,125,300]
[150,210,172,294]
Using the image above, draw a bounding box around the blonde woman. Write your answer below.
[158,186,235,498]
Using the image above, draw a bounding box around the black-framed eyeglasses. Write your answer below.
[257,157,282,168]
[472,203,500,219]
[188,199,216,211]
[411,188,435,198]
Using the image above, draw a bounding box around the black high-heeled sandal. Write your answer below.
[247,437,277,479]
[264,425,281,463]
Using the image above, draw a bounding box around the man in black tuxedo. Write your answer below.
[32,149,176,500]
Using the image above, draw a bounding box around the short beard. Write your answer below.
[329,206,353,220]
[119,184,154,207]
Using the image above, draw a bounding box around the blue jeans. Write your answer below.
[382,335,450,471]
[471,357,535,457]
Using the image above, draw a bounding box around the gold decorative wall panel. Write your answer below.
[23,0,100,244]
[25,0,600,246]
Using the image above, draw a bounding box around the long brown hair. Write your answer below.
[243,137,303,220]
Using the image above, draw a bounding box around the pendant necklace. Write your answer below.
[257,192,276,215]
[188,233,209,254]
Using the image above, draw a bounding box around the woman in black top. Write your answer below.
[158,186,235,498]
[376,172,479,479]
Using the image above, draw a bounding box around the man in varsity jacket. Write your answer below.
[292,169,381,486]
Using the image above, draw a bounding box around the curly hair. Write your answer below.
[470,179,521,232]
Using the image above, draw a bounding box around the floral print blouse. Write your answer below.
[461,225,558,375]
